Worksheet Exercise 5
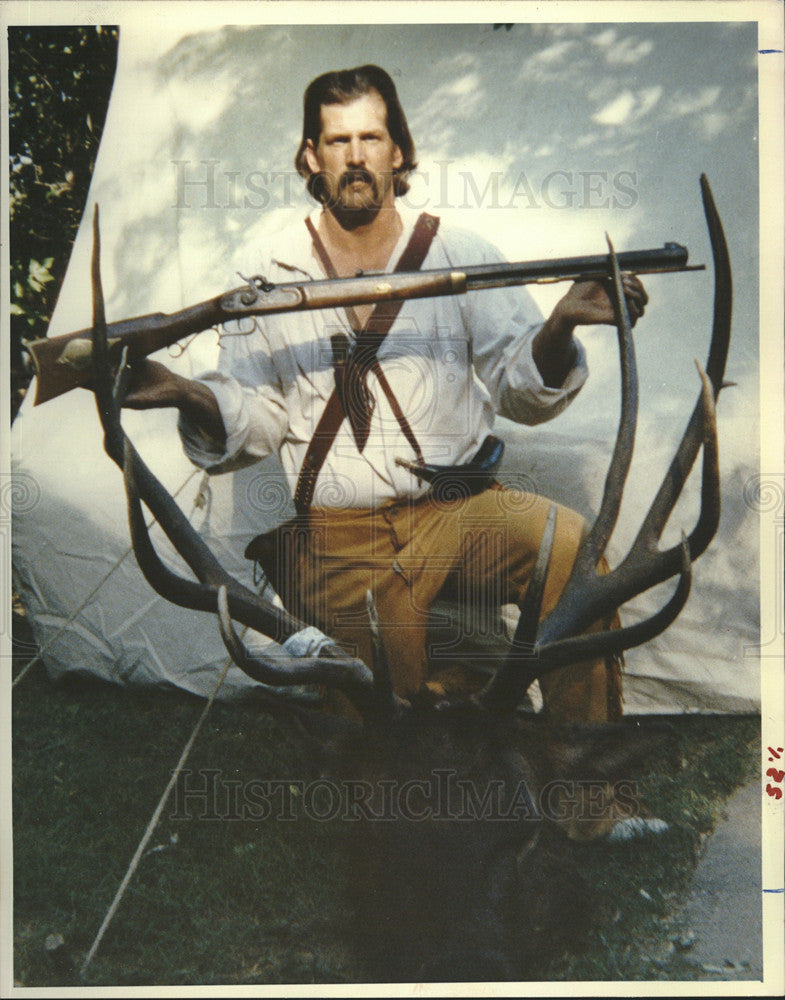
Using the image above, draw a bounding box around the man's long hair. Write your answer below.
[295,64,417,201]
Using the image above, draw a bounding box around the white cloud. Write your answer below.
[592,87,663,126]
[593,92,637,126]
[605,37,655,66]
[574,132,600,150]
[420,72,483,115]
[432,51,477,75]
[700,111,732,140]
[532,39,577,64]
[410,73,484,152]
[591,28,617,49]
[517,39,580,82]
[668,86,722,117]
[445,73,481,99]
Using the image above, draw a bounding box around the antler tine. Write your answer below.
[533,360,722,661]
[623,361,719,581]
[90,205,117,456]
[90,207,227,586]
[523,230,644,650]
[700,173,733,394]
[629,174,731,554]
[121,428,317,639]
[682,362,720,558]
[217,586,375,697]
[532,534,692,680]
[513,503,557,650]
[545,354,721,643]
[89,206,305,641]
[573,233,638,573]
[478,503,556,709]
[122,438,220,612]
[365,590,401,720]
[481,237,641,711]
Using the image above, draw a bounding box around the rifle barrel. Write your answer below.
[27,242,700,406]
[462,242,694,289]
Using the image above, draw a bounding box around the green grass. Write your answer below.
[12,618,760,986]
[553,714,760,981]
[12,662,359,986]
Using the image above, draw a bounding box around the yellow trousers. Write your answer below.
[294,485,622,724]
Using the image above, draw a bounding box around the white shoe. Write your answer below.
[606,816,670,842]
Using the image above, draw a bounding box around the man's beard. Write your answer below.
[323,169,387,229]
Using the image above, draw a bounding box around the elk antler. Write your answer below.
[89,171,728,721]
[88,206,389,716]
[479,174,730,710]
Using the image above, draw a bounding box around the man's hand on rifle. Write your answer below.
[120,359,227,447]
[532,274,648,389]
[121,359,189,409]
[555,273,648,328]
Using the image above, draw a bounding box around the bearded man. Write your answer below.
[122,64,648,728]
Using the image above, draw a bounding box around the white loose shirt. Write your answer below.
[179,205,588,508]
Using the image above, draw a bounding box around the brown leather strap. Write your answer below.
[306,215,379,452]
[294,212,439,514]
[371,359,424,469]
[305,216,364,332]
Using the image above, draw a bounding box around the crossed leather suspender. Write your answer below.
[293,212,440,514]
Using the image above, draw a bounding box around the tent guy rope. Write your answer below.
[11,468,203,688]
[80,647,235,976]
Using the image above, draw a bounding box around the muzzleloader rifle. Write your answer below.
[25,240,702,406]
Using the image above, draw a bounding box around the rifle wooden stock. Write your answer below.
[27,242,700,406]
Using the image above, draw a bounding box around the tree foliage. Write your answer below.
[9,25,119,415]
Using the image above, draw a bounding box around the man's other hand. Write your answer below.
[120,359,227,446]
[555,274,648,328]
[121,359,190,409]
[533,274,649,388]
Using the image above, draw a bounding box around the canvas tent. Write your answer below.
[10,20,762,713]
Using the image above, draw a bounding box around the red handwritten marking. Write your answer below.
[768,747,784,761]
[766,767,785,783]
[766,785,783,800]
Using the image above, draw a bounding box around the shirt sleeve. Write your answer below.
[443,230,589,426]
[178,318,288,474]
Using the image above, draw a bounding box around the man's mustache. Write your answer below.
[339,168,376,192]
